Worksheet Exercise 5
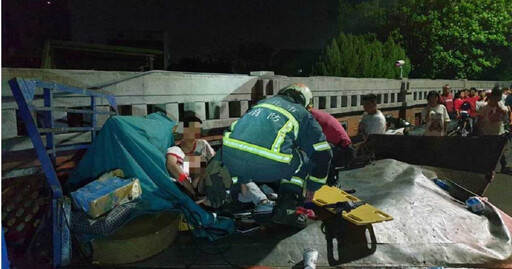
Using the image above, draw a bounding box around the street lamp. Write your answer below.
[395,60,405,79]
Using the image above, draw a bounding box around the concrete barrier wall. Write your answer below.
[406,79,507,107]
[1,68,507,173]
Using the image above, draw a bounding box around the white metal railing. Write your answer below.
[2,68,507,155]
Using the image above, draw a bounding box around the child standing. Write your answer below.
[422,91,450,136]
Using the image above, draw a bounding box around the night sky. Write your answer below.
[3,0,339,73]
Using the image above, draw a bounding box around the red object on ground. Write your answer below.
[296,206,316,219]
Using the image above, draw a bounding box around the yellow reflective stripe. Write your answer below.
[313,141,330,151]
[232,177,238,184]
[223,133,293,163]
[254,103,299,138]
[271,119,294,153]
[291,176,305,186]
[308,175,327,184]
[294,151,303,174]
[281,177,304,187]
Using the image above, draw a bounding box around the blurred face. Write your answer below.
[443,86,451,95]
[469,90,476,97]
[478,91,485,98]
[183,121,201,141]
[427,95,439,106]
[460,91,466,98]
[362,99,377,114]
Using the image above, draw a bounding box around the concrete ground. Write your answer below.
[484,142,512,216]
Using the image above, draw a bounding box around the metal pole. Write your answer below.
[400,66,403,79]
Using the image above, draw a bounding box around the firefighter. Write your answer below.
[222,83,332,228]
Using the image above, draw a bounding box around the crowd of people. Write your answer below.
[425,84,512,174]
[163,82,511,229]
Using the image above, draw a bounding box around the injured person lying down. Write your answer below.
[165,114,274,213]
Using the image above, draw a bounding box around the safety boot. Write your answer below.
[271,192,307,228]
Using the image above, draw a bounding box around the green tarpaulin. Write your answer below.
[68,112,234,240]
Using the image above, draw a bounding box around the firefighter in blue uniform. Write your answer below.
[222,83,332,227]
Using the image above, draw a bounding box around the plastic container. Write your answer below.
[465,196,486,215]
[303,248,318,269]
[433,178,450,191]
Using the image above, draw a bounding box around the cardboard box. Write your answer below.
[71,171,142,218]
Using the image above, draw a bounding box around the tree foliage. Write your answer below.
[388,0,512,79]
[334,0,512,80]
[312,33,410,78]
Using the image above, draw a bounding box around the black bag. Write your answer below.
[461,101,472,111]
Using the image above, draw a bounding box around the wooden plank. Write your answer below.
[2,148,84,172]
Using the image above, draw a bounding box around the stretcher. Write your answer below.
[312,185,393,225]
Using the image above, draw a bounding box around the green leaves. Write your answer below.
[324,0,512,79]
[312,33,410,78]
[388,0,512,79]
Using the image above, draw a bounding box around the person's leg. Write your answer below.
[239,182,274,214]
[238,182,268,205]
[272,150,308,228]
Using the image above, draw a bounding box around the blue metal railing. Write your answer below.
[8,78,118,268]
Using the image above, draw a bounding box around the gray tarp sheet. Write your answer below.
[132,159,512,268]
[332,159,512,267]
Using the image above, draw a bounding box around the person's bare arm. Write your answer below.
[166,155,182,178]
[166,155,196,197]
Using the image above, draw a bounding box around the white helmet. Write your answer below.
[277,83,313,108]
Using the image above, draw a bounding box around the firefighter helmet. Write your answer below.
[277,83,313,108]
